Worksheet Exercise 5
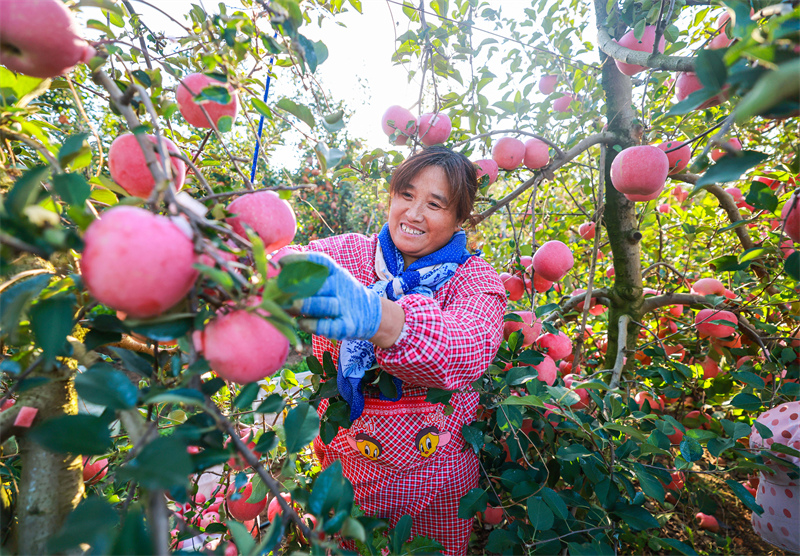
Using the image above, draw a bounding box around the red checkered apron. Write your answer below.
[296,233,506,556]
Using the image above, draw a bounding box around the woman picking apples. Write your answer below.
[281,147,506,555]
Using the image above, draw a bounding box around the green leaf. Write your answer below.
[30,414,111,455]
[126,314,193,343]
[540,487,569,520]
[679,437,704,462]
[297,34,318,72]
[75,363,138,409]
[730,392,762,411]
[390,515,413,554]
[425,387,453,405]
[695,151,769,187]
[276,97,315,128]
[283,402,319,453]
[0,273,52,338]
[227,520,256,555]
[457,488,487,519]
[108,347,153,377]
[251,98,272,118]
[612,504,659,531]
[659,538,699,556]
[47,498,118,554]
[217,115,233,133]
[709,254,749,272]
[29,294,75,363]
[695,49,727,91]
[118,436,192,490]
[232,382,261,410]
[254,431,278,453]
[196,85,231,105]
[745,180,778,212]
[726,479,764,514]
[58,133,91,167]
[785,251,800,281]
[527,496,555,530]
[277,259,328,298]
[634,463,665,501]
[255,393,286,414]
[461,424,484,453]
[109,505,150,556]
[5,165,50,215]
[52,173,91,206]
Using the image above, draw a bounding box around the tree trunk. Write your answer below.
[594,0,644,370]
[16,366,84,555]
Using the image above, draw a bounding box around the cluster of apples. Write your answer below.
[380,105,452,146]
[537,74,578,113]
[81,188,296,384]
[499,241,575,303]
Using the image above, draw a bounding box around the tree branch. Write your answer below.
[595,23,696,73]
[607,314,630,391]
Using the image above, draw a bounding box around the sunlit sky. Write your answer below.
[79,1,588,170]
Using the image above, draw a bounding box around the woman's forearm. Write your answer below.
[370,297,406,348]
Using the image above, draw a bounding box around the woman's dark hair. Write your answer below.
[389,146,479,226]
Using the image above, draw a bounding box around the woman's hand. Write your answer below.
[280,253,383,341]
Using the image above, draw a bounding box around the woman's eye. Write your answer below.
[429,203,441,209]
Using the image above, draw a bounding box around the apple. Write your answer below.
[267,492,293,523]
[610,146,669,197]
[634,391,665,412]
[667,426,684,445]
[696,513,720,533]
[578,222,596,240]
[701,357,720,379]
[297,513,324,544]
[82,456,108,484]
[657,203,670,214]
[524,355,557,386]
[656,140,692,175]
[194,309,289,384]
[613,26,666,76]
[675,72,727,108]
[177,73,240,129]
[0,0,95,78]
[530,270,552,293]
[225,431,262,471]
[711,137,742,161]
[503,311,542,347]
[781,193,800,243]
[539,74,558,95]
[532,241,574,282]
[81,207,198,318]
[673,186,689,203]
[500,273,524,301]
[684,410,712,430]
[523,138,550,169]
[417,112,452,146]
[606,265,615,278]
[482,506,504,525]
[553,94,576,113]
[663,472,685,492]
[474,159,499,184]
[694,308,737,338]
[381,105,417,145]
[562,374,590,409]
[226,482,267,522]
[492,137,525,170]
[108,133,187,199]
[691,278,725,296]
[227,191,297,253]
[708,13,734,49]
[624,187,664,202]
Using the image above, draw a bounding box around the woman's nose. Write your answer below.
[406,202,424,221]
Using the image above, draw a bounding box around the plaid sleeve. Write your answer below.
[375,257,507,391]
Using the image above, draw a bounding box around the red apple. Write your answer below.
[482,506,504,525]
[563,374,590,409]
[696,512,720,533]
[500,273,525,301]
[578,222,596,240]
[503,311,542,347]
[673,186,689,203]
[634,391,665,412]
[524,355,557,386]
[684,410,712,429]
[531,271,553,293]
[694,308,737,338]
[663,471,685,492]
[708,13,734,49]
[701,357,720,379]
[675,72,727,108]
[474,159,499,184]
[657,140,692,175]
[381,105,417,145]
[691,278,725,296]
[492,137,525,170]
[539,75,558,95]
[82,456,108,484]
[108,133,186,199]
[711,137,742,161]
[613,26,666,76]
[227,191,297,253]
[81,207,198,318]
[0,0,95,78]
[194,309,289,384]
[523,138,549,169]
[781,193,800,243]
[553,94,576,113]
[610,146,669,197]
[417,112,451,146]
[267,492,293,523]
[177,73,240,130]
[226,482,267,522]
[532,241,574,281]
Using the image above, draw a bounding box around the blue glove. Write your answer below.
[280,252,383,341]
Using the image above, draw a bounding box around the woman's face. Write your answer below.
[388,165,460,267]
